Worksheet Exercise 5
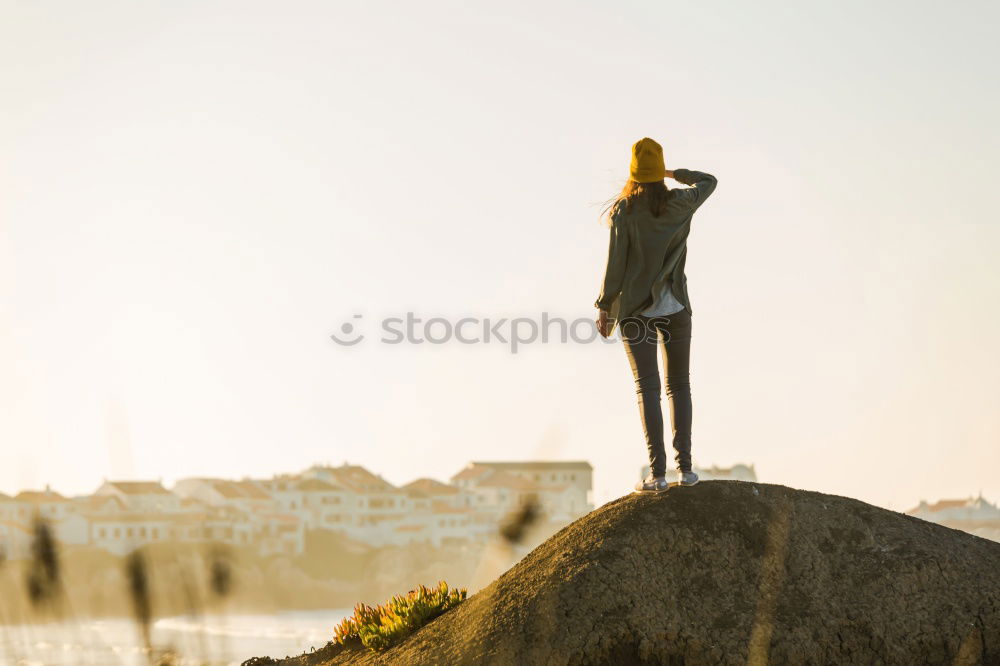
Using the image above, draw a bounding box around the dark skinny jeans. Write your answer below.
[620,310,693,477]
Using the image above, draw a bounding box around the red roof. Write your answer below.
[475,470,540,491]
[402,478,459,495]
[296,478,342,492]
[469,461,592,471]
[74,495,126,510]
[212,482,246,499]
[915,499,971,513]
[313,464,397,493]
[103,481,173,495]
[178,478,273,500]
[450,465,492,482]
[233,481,273,498]
[15,489,68,503]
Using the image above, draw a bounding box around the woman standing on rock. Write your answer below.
[595,137,717,493]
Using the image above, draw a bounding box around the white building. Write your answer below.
[907,495,1000,543]
[0,493,30,525]
[0,493,32,559]
[95,481,181,513]
[639,462,758,483]
[173,478,278,514]
[73,494,127,515]
[453,467,537,518]
[173,477,303,554]
[303,464,415,546]
[253,474,309,513]
[15,488,90,546]
[15,488,75,522]
[398,480,493,546]
[426,501,481,545]
[241,475,356,533]
[402,478,476,510]
[86,513,181,556]
[2,459,600,557]
[696,463,757,482]
[450,461,594,522]
[294,478,353,530]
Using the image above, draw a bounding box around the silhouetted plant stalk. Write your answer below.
[499,497,542,545]
[208,545,234,600]
[171,558,208,662]
[206,544,235,661]
[0,545,15,665]
[126,549,154,660]
[25,517,64,614]
[22,517,90,663]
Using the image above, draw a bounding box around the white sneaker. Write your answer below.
[634,475,669,493]
[675,470,699,487]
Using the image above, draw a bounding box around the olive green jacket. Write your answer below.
[594,169,717,332]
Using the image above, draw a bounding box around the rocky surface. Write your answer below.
[248,481,1000,665]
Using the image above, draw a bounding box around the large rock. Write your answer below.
[255,481,1000,665]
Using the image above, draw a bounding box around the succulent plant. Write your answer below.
[332,580,467,652]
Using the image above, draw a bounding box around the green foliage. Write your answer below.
[333,580,467,651]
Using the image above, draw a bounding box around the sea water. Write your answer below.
[0,610,351,665]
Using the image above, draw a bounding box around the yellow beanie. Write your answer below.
[629,137,666,183]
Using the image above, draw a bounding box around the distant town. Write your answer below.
[0,461,597,559]
[0,461,997,560]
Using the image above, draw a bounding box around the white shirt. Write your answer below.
[640,274,685,317]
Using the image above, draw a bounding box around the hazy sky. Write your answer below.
[2,0,998,511]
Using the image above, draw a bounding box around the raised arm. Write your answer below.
[669,168,717,211]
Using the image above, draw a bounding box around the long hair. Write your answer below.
[601,179,672,225]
